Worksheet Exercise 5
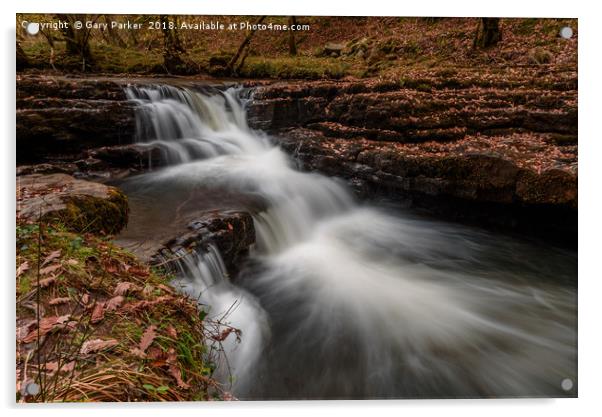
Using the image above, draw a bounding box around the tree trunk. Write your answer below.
[227,16,266,75]
[288,17,298,56]
[56,14,94,69]
[104,15,127,48]
[16,41,28,71]
[474,18,502,48]
[160,15,185,73]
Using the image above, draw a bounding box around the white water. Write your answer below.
[123,84,577,399]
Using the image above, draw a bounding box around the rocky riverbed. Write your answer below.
[16,69,577,251]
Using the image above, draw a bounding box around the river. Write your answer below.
[114,83,577,399]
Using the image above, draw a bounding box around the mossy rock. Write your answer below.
[17,173,129,235]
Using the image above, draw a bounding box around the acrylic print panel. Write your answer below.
[15,14,577,401]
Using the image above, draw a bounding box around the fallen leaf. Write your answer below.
[42,250,61,267]
[139,325,157,352]
[169,365,190,389]
[157,284,174,294]
[105,295,124,311]
[129,347,146,358]
[20,300,44,316]
[212,327,240,342]
[146,346,164,360]
[113,282,139,296]
[66,259,78,266]
[90,301,105,324]
[16,319,37,341]
[21,315,71,343]
[37,276,56,288]
[45,361,75,374]
[122,296,173,313]
[16,261,29,278]
[49,297,70,306]
[80,293,90,306]
[130,266,149,277]
[39,264,61,276]
[80,338,118,355]
[166,348,189,389]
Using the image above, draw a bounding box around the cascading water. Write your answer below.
[118,84,577,399]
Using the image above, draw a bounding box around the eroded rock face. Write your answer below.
[278,128,577,207]
[248,70,577,240]
[248,72,577,140]
[16,173,129,235]
[151,211,256,278]
[16,74,136,163]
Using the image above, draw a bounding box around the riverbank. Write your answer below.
[16,174,239,402]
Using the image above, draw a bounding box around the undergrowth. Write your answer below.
[16,221,238,402]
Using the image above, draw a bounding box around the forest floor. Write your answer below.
[18,17,577,79]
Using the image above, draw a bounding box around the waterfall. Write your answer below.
[123,84,577,399]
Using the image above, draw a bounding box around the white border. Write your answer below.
[3,1,600,416]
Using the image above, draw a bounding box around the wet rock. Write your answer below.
[87,144,165,170]
[248,79,577,138]
[16,75,136,163]
[274,127,577,242]
[248,68,577,239]
[16,163,80,176]
[17,173,129,235]
[152,211,255,278]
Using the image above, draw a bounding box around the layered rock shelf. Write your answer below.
[16,74,136,162]
[247,68,577,241]
[16,70,577,242]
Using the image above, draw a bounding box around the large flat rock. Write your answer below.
[16,173,129,235]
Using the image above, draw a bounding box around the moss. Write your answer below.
[41,187,129,236]
[238,56,352,80]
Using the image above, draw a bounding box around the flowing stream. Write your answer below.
[117,84,577,399]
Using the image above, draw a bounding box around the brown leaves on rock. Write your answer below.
[80,338,118,355]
